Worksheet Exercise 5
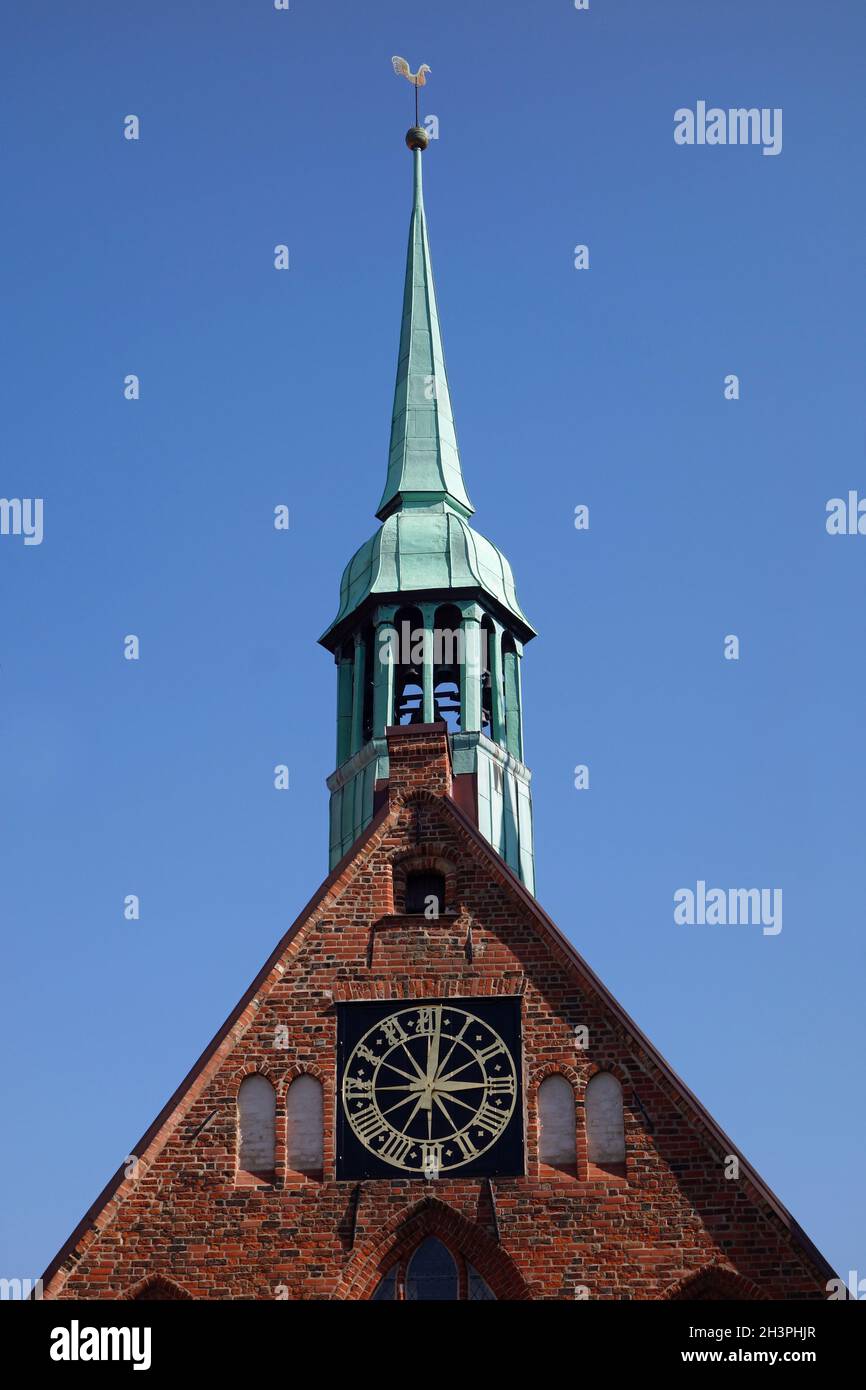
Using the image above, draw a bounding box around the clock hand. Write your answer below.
[431,1092,460,1130]
[433,1092,477,1117]
[426,1009,442,1087]
[380,1093,422,1120]
[378,1069,430,1108]
[402,1093,428,1129]
[402,1046,428,1083]
[437,1055,491,1085]
[414,1009,441,1117]
[379,1060,425,1085]
[431,1079,487,1093]
[434,1038,460,1082]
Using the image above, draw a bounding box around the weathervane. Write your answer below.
[391,55,431,150]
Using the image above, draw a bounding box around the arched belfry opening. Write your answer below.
[480,615,496,739]
[432,604,462,732]
[393,605,425,725]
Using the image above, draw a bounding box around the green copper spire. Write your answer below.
[320,121,536,894]
[376,147,474,521]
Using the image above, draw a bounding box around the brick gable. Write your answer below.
[42,727,833,1300]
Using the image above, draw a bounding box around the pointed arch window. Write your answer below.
[237,1074,276,1181]
[370,1237,497,1301]
[668,1267,760,1301]
[467,1263,497,1301]
[286,1074,324,1178]
[585,1071,626,1177]
[130,1275,190,1301]
[406,1238,458,1301]
[538,1074,577,1177]
[371,1266,398,1301]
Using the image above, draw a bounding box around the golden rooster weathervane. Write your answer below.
[391,55,431,136]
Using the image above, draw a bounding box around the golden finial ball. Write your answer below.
[405,126,429,151]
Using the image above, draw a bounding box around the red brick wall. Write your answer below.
[384,722,453,801]
[44,727,829,1300]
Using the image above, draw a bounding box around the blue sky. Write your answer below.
[2,0,863,1289]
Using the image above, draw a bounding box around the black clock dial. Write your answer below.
[337,997,523,1180]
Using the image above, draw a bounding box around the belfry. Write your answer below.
[320,125,536,890]
[40,101,835,1304]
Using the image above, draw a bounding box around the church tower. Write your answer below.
[40,99,835,1308]
[319,127,537,892]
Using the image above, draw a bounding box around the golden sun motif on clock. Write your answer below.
[341,1004,518,1175]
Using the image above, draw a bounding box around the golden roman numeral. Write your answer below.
[453,1131,479,1160]
[421,1142,442,1176]
[353,1106,387,1142]
[475,1102,507,1135]
[416,1006,441,1034]
[380,1017,409,1047]
[379,1132,413,1165]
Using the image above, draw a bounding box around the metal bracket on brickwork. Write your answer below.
[486,1177,500,1243]
[366,926,375,968]
[186,1107,220,1143]
[464,924,474,963]
[349,1182,363,1248]
[632,1090,655,1134]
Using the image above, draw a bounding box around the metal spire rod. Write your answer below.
[391,54,431,136]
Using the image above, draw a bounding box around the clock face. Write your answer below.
[336,998,523,1180]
